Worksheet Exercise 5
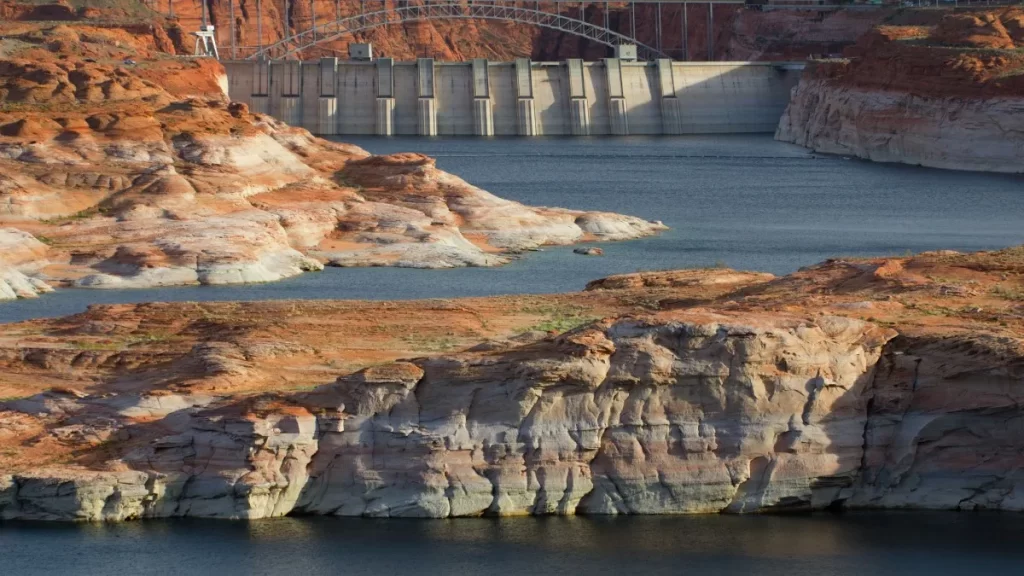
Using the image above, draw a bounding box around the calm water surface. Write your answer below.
[2,514,1024,575]
[1,135,1021,323]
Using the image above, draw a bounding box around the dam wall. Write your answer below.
[223,58,803,136]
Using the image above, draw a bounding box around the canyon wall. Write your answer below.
[777,9,1024,173]
[158,1,886,61]
[777,78,1024,173]
[2,308,1022,520]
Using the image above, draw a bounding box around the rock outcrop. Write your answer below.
[0,16,664,296]
[2,247,1022,520]
[850,333,1024,510]
[777,9,1024,173]
[0,228,52,300]
[778,78,1024,173]
[3,310,1022,520]
[291,312,895,518]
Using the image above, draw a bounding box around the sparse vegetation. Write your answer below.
[124,331,174,346]
[520,302,597,334]
[992,285,1024,302]
[71,339,121,351]
[400,334,460,352]
[39,207,105,225]
[529,316,597,333]
[334,172,365,191]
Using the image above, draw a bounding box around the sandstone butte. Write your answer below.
[0,6,670,299]
[777,7,1024,173]
[1,247,1023,519]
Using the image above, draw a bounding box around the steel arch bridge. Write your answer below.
[247,1,671,61]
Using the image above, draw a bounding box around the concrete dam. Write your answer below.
[223,58,803,137]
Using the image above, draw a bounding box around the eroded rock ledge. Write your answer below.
[777,8,1024,173]
[777,76,1024,174]
[0,228,52,300]
[0,20,665,297]
[2,248,1022,520]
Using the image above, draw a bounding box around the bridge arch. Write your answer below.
[248,2,669,61]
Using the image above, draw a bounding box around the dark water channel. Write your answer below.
[3,513,1024,575]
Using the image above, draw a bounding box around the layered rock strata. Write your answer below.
[161,0,880,61]
[0,228,52,300]
[0,19,664,296]
[778,9,1024,173]
[3,312,1022,520]
[2,248,1022,520]
[778,78,1024,173]
[0,0,889,62]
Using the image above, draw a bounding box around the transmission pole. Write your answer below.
[707,3,713,61]
[682,3,688,61]
[656,2,661,54]
[258,0,264,57]
[230,0,237,59]
[630,2,635,41]
[285,0,291,52]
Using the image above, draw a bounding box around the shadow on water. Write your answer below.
[2,135,1022,324]
[3,513,1024,575]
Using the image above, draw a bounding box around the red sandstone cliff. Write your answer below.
[777,8,1024,173]
[44,0,886,61]
[0,0,892,61]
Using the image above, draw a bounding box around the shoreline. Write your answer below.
[0,507,1018,525]
[4,237,1023,325]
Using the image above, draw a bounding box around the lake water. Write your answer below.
[2,513,1024,575]
[1,135,1021,323]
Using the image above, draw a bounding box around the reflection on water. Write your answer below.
[2,135,1022,324]
[3,513,1024,575]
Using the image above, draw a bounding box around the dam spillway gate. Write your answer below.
[223,57,803,137]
